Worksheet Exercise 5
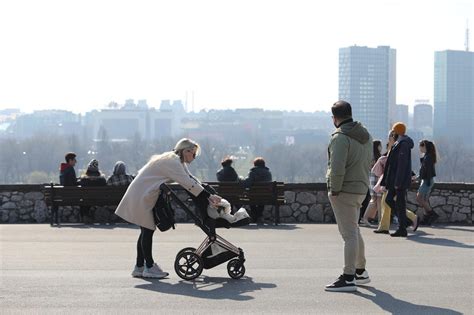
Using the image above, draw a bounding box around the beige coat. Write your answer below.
[115,151,204,230]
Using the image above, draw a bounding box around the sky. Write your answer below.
[0,0,472,114]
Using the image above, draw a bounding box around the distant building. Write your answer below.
[6,110,81,138]
[84,99,185,142]
[394,104,409,126]
[339,45,397,140]
[413,102,433,137]
[434,50,474,147]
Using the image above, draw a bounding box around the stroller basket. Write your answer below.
[160,184,246,280]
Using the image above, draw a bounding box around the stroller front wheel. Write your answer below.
[175,251,203,280]
[227,258,246,279]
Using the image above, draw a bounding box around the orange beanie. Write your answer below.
[392,122,406,135]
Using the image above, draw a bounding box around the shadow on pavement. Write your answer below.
[356,286,462,314]
[135,276,277,301]
[430,225,474,233]
[407,230,474,249]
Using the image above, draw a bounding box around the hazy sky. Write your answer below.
[0,0,472,114]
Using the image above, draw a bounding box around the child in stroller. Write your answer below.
[160,183,250,280]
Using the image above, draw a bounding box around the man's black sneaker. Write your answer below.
[355,270,371,285]
[325,275,357,292]
[373,229,389,234]
[390,229,408,237]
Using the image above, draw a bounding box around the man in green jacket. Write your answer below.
[325,100,373,292]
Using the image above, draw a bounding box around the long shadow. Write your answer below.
[356,286,462,314]
[135,276,277,301]
[430,225,474,233]
[406,230,473,249]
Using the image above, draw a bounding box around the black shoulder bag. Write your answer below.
[153,192,175,232]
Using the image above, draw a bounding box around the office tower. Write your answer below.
[434,50,474,147]
[413,102,433,137]
[395,104,409,125]
[339,45,396,140]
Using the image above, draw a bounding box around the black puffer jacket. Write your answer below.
[243,166,272,188]
[216,166,239,182]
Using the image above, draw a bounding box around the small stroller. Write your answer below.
[160,183,249,281]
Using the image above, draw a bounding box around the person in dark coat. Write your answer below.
[243,157,272,223]
[79,159,107,223]
[216,157,239,182]
[416,140,438,225]
[53,152,78,225]
[59,152,78,186]
[381,122,414,237]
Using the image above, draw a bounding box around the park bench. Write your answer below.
[43,184,128,225]
[206,181,286,225]
[43,181,286,225]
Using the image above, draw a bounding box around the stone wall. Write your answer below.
[1,183,472,224]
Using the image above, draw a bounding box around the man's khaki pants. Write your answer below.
[329,192,366,275]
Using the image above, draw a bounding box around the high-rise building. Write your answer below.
[394,104,409,126]
[434,50,474,147]
[413,102,433,137]
[339,45,396,140]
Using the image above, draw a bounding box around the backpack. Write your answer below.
[153,192,175,232]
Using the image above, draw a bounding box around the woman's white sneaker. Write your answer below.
[131,265,144,278]
[143,263,169,279]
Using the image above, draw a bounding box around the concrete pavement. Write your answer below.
[1,223,473,314]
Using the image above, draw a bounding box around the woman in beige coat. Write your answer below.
[115,138,221,278]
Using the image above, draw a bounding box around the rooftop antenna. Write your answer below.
[466,19,470,52]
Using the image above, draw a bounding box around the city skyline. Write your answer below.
[0,0,472,114]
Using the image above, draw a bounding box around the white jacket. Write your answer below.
[115,151,204,230]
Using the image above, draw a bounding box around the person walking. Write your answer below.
[325,100,372,292]
[242,157,272,224]
[360,140,383,226]
[115,138,221,279]
[380,122,414,237]
[416,140,438,225]
[373,132,419,234]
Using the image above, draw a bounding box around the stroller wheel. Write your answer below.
[175,247,196,259]
[227,258,246,279]
[174,251,203,281]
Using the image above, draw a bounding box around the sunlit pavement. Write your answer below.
[1,223,472,314]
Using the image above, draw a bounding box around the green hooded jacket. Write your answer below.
[326,120,372,195]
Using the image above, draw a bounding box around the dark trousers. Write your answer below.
[385,188,407,231]
[251,205,264,222]
[136,226,155,268]
[51,205,60,225]
[359,189,371,222]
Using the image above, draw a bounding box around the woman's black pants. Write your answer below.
[136,226,155,268]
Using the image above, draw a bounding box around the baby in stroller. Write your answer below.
[160,183,249,280]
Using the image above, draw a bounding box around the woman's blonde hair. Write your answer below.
[148,138,200,164]
[174,138,200,161]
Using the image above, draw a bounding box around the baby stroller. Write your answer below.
[160,183,250,281]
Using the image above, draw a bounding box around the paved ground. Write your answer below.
[1,223,473,314]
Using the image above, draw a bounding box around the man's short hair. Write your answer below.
[331,100,352,120]
[65,152,76,163]
[221,157,233,167]
[253,157,265,167]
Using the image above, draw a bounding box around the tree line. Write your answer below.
[0,132,472,184]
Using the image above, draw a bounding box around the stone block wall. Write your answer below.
[0,183,472,224]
